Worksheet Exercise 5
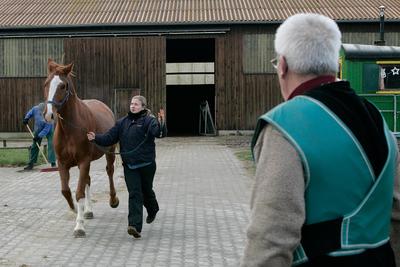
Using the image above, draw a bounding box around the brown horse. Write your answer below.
[44,59,119,237]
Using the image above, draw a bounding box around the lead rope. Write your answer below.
[56,113,151,155]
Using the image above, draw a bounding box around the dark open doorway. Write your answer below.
[166,38,215,136]
[167,85,215,136]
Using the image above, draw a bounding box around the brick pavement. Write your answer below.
[0,137,252,267]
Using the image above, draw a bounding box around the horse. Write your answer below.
[44,59,119,237]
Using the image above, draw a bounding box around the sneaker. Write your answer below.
[127,226,141,238]
[24,164,33,170]
[146,213,157,224]
[51,162,56,167]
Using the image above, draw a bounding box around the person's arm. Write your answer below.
[146,109,167,138]
[37,123,52,138]
[241,125,305,267]
[147,116,167,138]
[23,107,34,124]
[91,121,120,146]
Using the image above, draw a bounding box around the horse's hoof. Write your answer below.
[73,229,86,238]
[84,212,94,219]
[110,197,119,208]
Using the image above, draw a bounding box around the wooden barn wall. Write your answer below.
[64,37,166,119]
[215,25,282,130]
[340,23,400,46]
[1,23,400,132]
[215,23,400,130]
[0,38,63,77]
[0,78,45,131]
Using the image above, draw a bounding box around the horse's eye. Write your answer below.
[60,84,66,89]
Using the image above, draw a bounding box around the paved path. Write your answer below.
[0,137,252,267]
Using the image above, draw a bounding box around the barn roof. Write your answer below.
[1,0,400,29]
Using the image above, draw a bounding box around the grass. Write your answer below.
[235,149,253,162]
[0,148,46,167]
[234,149,256,176]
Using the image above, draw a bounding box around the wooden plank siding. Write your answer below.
[0,38,63,77]
[340,23,400,46]
[214,24,400,130]
[64,37,166,120]
[1,23,400,132]
[63,33,280,131]
[215,26,282,130]
[0,78,45,131]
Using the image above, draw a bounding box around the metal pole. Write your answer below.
[379,6,385,45]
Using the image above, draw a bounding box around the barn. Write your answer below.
[1,0,400,135]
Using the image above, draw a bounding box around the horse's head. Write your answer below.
[44,58,75,122]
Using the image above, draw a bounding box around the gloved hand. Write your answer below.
[23,118,29,125]
[33,136,41,143]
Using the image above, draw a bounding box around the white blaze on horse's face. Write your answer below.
[45,75,63,121]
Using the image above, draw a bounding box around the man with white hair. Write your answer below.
[241,13,399,266]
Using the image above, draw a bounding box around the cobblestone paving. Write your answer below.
[0,137,252,267]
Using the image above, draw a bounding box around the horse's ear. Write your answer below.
[47,58,57,74]
[64,63,74,75]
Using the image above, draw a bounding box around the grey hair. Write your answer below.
[37,102,45,112]
[274,13,342,75]
[132,95,147,107]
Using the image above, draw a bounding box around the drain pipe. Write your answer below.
[375,5,386,46]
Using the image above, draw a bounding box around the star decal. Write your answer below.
[391,66,400,75]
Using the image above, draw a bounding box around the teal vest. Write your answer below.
[252,96,397,266]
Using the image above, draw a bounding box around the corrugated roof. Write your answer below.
[0,0,400,28]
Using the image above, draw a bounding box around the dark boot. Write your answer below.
[24,163,33,170]
[146,211,157,224]
[127,226,141,238]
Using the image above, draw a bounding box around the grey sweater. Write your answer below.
[241,125,400,267]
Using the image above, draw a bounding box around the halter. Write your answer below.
[47,78,71,109]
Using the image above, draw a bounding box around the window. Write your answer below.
[243,34,275,74]
[0,38,63,77]
[377,61,400,90]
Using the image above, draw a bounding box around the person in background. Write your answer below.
[87,95,167,238]
[23,102,56,170]
[241,13,400,267]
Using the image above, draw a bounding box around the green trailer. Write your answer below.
[340,44,400,131]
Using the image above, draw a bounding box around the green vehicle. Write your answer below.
[340,44,400,132]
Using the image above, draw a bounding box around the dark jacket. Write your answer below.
[94,110,166,165]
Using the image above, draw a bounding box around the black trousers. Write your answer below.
[299,241,396,267]
[123,162,159,232]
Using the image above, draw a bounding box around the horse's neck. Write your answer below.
[57,96,88,136]
[59,96,83,120]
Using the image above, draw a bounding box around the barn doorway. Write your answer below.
[166,38,215,136]
[167,85,215,136]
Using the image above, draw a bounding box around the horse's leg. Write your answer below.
[106,151,119,208]
[73,161,90,238]
[83,177,94,219]
[59,163,75,212]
